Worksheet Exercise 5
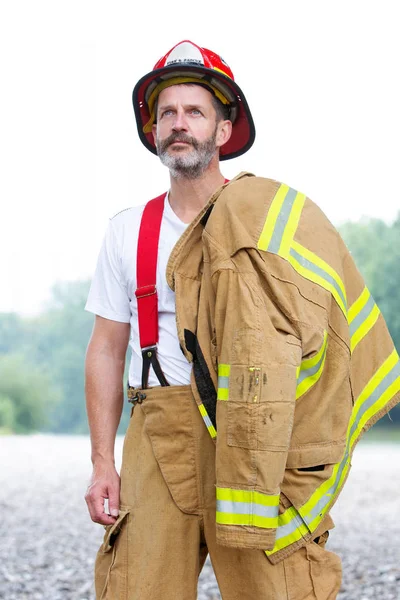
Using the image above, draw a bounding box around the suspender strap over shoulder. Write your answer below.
[136,192,169,388]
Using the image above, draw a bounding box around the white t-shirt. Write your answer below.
[85,194,192,387]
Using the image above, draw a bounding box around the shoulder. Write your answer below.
[110,204,145,225]
[110,192,168,228]
[107,203,147,242]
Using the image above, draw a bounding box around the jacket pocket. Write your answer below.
[227,401,295,450]
[226,363,297,451]
[286,441,346,470]
[281,444,347,524]
[95,507,130,600]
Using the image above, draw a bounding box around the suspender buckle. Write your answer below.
[127,386,147,405]
[135,285,157,299]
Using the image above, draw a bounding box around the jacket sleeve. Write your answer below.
[211,263,301,550]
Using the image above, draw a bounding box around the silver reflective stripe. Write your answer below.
[275,510,305,540]
[203,414,213,429]
[349,293,376,336]
[216,500,279,519]
[268,188,298,253]
[303,359,400,525]
[298,350,326,385]
[218,375,229,389]
[289,247,347,309]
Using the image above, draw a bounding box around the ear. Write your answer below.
[216,120,233,150]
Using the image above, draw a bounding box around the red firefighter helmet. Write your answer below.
[132,40,255,161]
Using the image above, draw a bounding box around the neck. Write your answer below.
[167,159,225,224]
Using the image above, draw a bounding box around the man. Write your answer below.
[85,40,400,599]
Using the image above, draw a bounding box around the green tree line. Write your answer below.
[0,216,399,434]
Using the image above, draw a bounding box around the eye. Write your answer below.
[189,108,202,116]
[160,109,174,118]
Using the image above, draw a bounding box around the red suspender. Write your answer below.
[135,193,169,388]
[136,193,165,349]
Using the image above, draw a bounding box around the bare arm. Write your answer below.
[84,315,130,525]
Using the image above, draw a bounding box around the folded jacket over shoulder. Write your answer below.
[167,172,400,563]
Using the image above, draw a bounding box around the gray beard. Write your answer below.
[156,128,218,180]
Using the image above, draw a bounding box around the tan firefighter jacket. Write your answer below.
[166,172,400,563]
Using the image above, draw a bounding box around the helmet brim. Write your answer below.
[132,64,255,161]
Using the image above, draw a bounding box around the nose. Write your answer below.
[172,108,188,132]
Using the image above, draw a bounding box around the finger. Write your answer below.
[108,482,121,518]
[85,486,117,525]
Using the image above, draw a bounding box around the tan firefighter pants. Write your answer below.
[94,385,342,600]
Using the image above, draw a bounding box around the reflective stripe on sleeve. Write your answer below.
[266,348,400,556]
[257,183,347,318]
[348,287,381,353]
[257,184,305,258]
[216,487,279,528]
[296,331,328,399]
[288,241,347,317]
[217,364,231,400]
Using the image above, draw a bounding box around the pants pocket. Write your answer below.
[94,507,130,600]
[283,539,342,600]
[140,391,199,514]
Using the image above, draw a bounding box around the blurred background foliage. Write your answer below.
[0,215,399,434]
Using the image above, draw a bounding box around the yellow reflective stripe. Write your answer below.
[206,424,217,438]
[349,349,400,448]
[198,403,217,438]
[288,241,347,317]
[299,349,400,530]
[278,192,306,259]
[218,364,231,377]
[265,507,309,555]
[304,458,349,532]
[217,388,229,401]
[216,487,280,528]
[291,241,347,305]
[265,349,400,555]
[218,363,230,401]
[354,373,400,440]
[216,512,278,528]
[349,287,381,353]
[292,240,347,304]
[351,304,380,352]
[257,184,289,251]
[296,331,328,399]
[198,403,207,418]
[348,286,370,323]
[257,185,305,257]
[216,487,280,507]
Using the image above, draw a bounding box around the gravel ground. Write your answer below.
[1,435,399,600]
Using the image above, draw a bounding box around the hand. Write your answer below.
[85,462,121,525]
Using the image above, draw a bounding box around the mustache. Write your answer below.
[159,132,199,153]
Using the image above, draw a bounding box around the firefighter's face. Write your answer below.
[152,84,231,179]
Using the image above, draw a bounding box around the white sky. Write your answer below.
[0,1,399,315]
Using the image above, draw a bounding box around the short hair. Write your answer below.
[211,94,231,122]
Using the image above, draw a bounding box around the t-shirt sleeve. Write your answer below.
[85,220,131,323]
